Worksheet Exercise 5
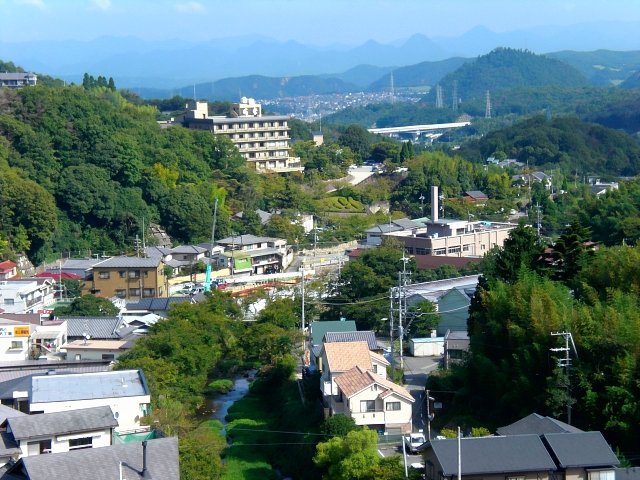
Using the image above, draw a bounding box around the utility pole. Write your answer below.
[536,202,542,237]
[398,253,411,371]
[313,217,318,257]
[550,331,578,425]
[300,270,306,350]
[425,390,435,440]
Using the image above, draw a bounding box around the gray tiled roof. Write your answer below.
[0,432,20,457]
[324,331,378,350]
[7,406,117,440]
[497,413,583,436]
[430,435,557,476]
[60,259,104,270]
[11,437,179,480]
[30,370,149,403]
[93,256,161,268]
[61,317,125,339]
[170,245,207,254]
[0,404,24,423]
[544,432,620,468]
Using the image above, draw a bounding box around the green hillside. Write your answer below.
[458,114,640,176]
[547,49,640,86]
[423,48,589,105]
[0,83,258,262]
[367,57,470,91]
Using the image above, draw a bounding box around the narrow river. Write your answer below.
[202,376,252,432]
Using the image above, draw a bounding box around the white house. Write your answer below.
[0,279,55,314]
[0,320,32,361]
[63,339,131,361]
[23,370,150,434]
[334,365,414,434]
[5,406,117,458]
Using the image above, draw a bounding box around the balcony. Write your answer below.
[353,410,386,425]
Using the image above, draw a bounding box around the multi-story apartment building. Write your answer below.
[90,256,167,300]
[182,98,303,173]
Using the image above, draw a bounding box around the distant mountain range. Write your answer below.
[2,21,640,91]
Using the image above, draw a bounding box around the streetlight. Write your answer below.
[419,194,425,217]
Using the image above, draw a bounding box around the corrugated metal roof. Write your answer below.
[310,320,357,346]
[30,370,149,403]
[7,406,118,440]
[324,331,378,350]
[62,317,124,339]
[93,256,161,268]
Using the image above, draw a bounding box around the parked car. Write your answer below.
[404,432,426,454]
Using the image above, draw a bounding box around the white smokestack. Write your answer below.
[431,186,439,223]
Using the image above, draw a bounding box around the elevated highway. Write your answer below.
[367,121,471,136]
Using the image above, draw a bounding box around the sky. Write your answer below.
[1,0,640,45]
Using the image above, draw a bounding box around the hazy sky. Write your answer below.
[2,0,640,44]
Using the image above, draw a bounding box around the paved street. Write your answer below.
[400,355,442,433]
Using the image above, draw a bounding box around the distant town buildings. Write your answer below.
[0,72,37,88]
[182,97,304,173]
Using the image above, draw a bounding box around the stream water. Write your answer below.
[201,376,252,432]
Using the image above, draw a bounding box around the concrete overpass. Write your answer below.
[367,121,471,136]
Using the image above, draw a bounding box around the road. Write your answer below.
[401,355,442,434]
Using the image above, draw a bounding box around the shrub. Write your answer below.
[208,379,234,394]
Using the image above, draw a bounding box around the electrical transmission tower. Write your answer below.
[435,85,443,109]
[550,331,578,424]
[452,80,458,113]
[485,90,491,118]
[390,71,395,104]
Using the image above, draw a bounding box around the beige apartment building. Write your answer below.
[182,98,303,173]
[90,256,167,300]
[383,186,516,257]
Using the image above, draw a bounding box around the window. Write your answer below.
[144,271,149,278]
[4,298,14,305]
[588,471,614,480]
[405,247,414,255]
[143,288,156,297]
[448,246,461,254]
[102,354,115,361]
[462,244,470,252]
[75,354,81,360]
[28,439,51,454]
[507,477,525,480]
[372,364,378,373]
[98,272,110,279]
[128,270,140,278]
[433,248,446,255]
[69,437,93,450]
[386,402,401,411]
[360,400,375,412]
[119,271,126,278]
[115,289,126,299]
[129,288,141,297]
[10,341,22,350]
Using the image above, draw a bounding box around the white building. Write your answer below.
[5,406,117,458]
[0,320,32,361]
[18,370,150,433]
[182,98,303,173]
[63,339,131,361]
[0,279,55,314]
[0,72,37,88]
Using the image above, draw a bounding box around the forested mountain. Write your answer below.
[546,50,640,86]
[586,91,640,134]
[458,115,640,176]
[422,48,589,105]
[137,74,360,101]
[367,57,470,91]
[621,71,640,89]
[323,64,394,88]
[0,84,261,262]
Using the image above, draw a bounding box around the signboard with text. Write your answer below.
[0,326,30,337]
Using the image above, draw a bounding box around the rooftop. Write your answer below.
[7,406,117,440]
[93,256,161,269]
[30,369,149,404]
[497,412,583,436]
[335,365,413,401]
[63,339,129,351]
[323,330,378,351]
[543,431,620,468]
[6,436,178,480]
[61,317,125,339]
[310,320,357,346]
[216,234,284,246]
[322,341,372,373]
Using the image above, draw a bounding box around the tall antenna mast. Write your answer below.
[485,90,491,119]
[550,331,578,424]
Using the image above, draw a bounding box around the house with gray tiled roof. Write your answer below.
[2,436,178,480]
[4,406,117,459]
[422,431,619,480]
[497,412,583,436]
[89,256,167,300]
